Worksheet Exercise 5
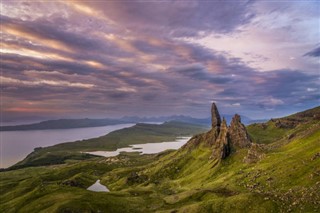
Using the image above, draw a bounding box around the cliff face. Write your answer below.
[184,103,252,160]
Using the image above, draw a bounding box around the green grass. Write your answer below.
[1,107,319,212]
[247,106,320,144]
[0,153,166,213]
[247,121,287,144]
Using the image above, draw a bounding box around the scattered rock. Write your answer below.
[311,152,320,161]
[127,171,148,185]
[61,179,83,188]
[287,133,295,140]
[243,143,265,163]
[266,177,273,181]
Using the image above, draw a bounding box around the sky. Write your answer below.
[1,0,319,122]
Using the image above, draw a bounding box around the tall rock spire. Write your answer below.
[183,103,252,161]
[228,114,252,149]
[212,118,230,159]
[211,103,221,128]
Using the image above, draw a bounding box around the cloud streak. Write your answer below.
[304,46,320,57]
[0,1,319,122]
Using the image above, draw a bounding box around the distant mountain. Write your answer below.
[123,114,264,126]
[0,114,260,131]
[117,115,210,126]
[0,118,128,131]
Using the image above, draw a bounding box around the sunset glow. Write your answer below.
[1,0,319,122]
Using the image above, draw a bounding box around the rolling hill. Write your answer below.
[0,104,319,213]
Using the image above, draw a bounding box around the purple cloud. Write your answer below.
[0,1,319,122]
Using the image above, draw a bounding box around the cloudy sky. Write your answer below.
[1,0,319,122]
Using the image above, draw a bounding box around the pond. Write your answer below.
[87,180,109,192]
[86,137,191,157]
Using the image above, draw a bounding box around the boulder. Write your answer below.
[243,143,265,163]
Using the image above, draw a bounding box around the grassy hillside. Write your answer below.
[8,121,208,169]
[0,107,319,212]
[247,106,320,144]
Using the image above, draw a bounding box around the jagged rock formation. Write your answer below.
[229,114,252,149]
[212,118,230,159]
[184,103,252,161]
[211,103,221,128]
[206,103,222,146]
[243,143,265,163]
[184,103,222,149]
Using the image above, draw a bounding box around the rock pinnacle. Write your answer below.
[211,103,221,128]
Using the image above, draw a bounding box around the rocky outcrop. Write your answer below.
[182,133,206,149]
[127,171,148,185]
[184,103,252,161]
[205,128,220,146]
[212,118,230,159]
[211,109,252,160]
[211,103,221,128]
[229,114,252,149]
[207,103,222,146]
[243,143,265,163]
[61,179,84,188]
